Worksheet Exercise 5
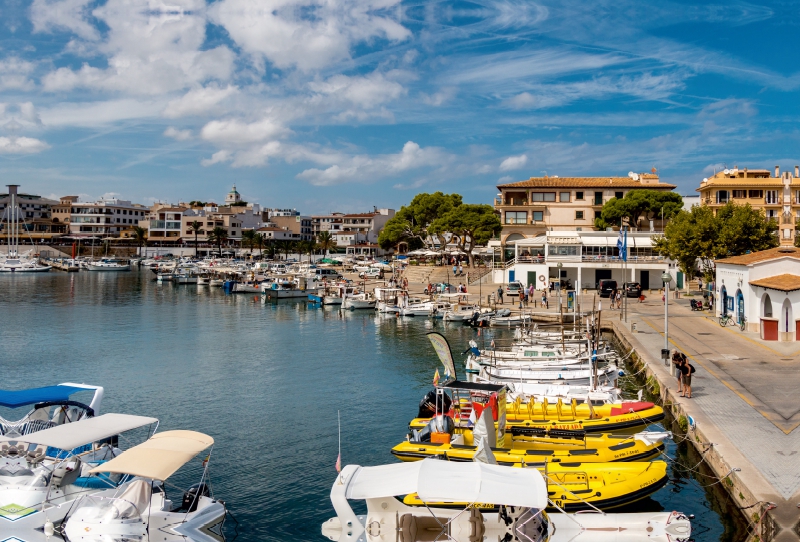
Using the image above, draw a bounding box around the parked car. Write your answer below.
[624,282,642,298]
[505,281,525,295]
[359,268,383,279]
[597,279,617,298]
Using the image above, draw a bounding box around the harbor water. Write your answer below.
[1,270,746,542]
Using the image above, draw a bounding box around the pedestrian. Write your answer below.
[680,359,695,398]
[518,288,524,309]
[616,290,622,309]
[453,263,457,276]
[541,289,548,309]
[672,352,684,394]
[497,286,503,304]
[661,288,665,305]
[698,278,702,292]
[458,263,463,276]
[523,289,528,307]
[609,289,616,310]
[427,282,433,295]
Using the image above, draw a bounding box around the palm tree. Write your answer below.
[317,231,334,259]
[241,229,257,259]
[208,226,228,256]
[255,233,264,259]
[132,226,148,257]
[187,220,204,257]
[276,240,294,261]
[264,239,277,260]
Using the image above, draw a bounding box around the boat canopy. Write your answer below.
[0,413,157,449]
[0,384,96,408]
[345,459,547,509]
[90,430,213,481]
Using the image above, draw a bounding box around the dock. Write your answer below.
[42,258,80,272]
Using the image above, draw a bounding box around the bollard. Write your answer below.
[661,348,670,367]
[631,322,637,333]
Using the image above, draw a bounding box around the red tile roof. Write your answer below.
[716,247,800,266]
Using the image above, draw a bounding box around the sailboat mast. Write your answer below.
[8,185,19,256]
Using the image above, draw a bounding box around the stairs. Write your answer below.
[402,265,493,285]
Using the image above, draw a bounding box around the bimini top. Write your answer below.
[90,430,214,481]
[0,384,95,408]
[0,413,158,449]
[344,459,547,509]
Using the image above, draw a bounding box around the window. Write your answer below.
[559,192,570,202]
[532,211,544,221]
[748,190,762,199]
[716,190,729,204]
[594,192,603,205]
[766,190,779,204]
[548,245,578,256]
[575,211,584,220]
[531,192,556,202]
[575,191,584,200]
[766,210,777,219]
[732,190,746,199]
[614,191,624,199]
[594,211,602,219]
[504,211,527,224]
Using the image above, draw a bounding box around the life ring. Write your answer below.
[538,274,546,282]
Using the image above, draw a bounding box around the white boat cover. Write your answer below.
[346,459,546,509]
[0,413,158,449]
[90,430,213,480]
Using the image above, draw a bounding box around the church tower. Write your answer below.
[225,184,241,205]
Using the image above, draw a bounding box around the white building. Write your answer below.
[70,199,148,238]
[494,230,677,292]
[715,246,800,341]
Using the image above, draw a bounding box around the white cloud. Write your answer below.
[309,72,406,110]
[209,0,411,72]
[163,85,238,118]
[497,175,513,183]
[30,0,100,40]
[506,92,536,109]
[420,88,456,107]
[499,154,528,171]
[296,141,449,186]
[0,58,36,91]
[164,127,193,140]
[0,137,50,154]
[39,99,165,127]
[200,116,289,145]
[201,150,232,166]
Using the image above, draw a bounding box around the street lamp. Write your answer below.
[661,271,672,366]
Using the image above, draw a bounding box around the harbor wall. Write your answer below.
[607,320,780,542]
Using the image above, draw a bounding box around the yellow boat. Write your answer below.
[391,428,670,464]
[411,381,664,434]
[402,460,669,512]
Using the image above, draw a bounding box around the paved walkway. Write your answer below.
[623,297,800,504]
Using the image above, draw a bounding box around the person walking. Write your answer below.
[458,263,463,276]
[609,289,616,310]
[616,290,622,309]
[541,289,548,309]
[680,359,695,398]
[497,286,503,304]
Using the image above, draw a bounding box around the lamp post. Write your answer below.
[661,271,672,366]
[557,262,563,323]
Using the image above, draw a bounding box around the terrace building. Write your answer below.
[69,198,148,238]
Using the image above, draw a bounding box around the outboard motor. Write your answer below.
[411,414,456,443]
[181,483,211,512]
[417,390,453,419]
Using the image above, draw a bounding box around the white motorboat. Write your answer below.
[401,300,435,317]
[196,275,210,285]
[63,430,225,542]
[261,276,318,298]
[322,459,692,542]
[0,383,104,437]
[481,364,620,386]
[86,258,130,271]
[374,287,407,313]
[312,285,357,305]
[0,185,51,273]
[0,413,159,528]
[343,292,377,310]
[209,278,224,287]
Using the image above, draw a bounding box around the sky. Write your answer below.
[1,0,800,213]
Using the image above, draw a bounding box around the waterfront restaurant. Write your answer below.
[491,230,677,293]
[715,246,800,341]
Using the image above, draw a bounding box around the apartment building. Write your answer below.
[179,210,243,242]
[697,165,800,246]
[256,226,300,241]
[270,215,313,241]
[69,198,148,238]
[311,213,344,236]
[494,172,676,255]
[145,205,188,240]
[0,189,63,238]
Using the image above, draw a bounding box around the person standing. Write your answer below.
[541,289,548,309]
[680,359,695,398]
[672,353,684,394]
[518,288,524,309]
[458,263,463,276]
[609,289,616,310]
[497,286,503,304]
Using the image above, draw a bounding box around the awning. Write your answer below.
[0,413,158,449]
[0,385,88,408]
[580,236,615,246]
[547,236,581,245]
[515,235,547,247]
[90,430,214,480]
[346,459,547,509]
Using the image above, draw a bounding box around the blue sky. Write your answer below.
[0,0,799,213]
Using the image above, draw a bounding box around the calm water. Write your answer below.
[0,270,745,542]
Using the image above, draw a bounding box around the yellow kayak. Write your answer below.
[402,460,669,512]
[391,429,669,464]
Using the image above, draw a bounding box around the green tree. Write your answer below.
[187,220,204,257]
[131,226,148,257]
[378,192,463,251]
[207,226,229,256]
[654,203,778,279]
[317,231,335,257]
[241,229,257,258]
[255,233,265,258]
[264,239,278,260]
[276,240,294,260]
[430,204,502,266]
[595,190,683,230]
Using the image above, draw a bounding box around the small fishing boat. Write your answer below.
[343,292,377,310]
[86,258,131,271]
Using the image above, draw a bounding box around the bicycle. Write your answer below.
[719,313,746,331]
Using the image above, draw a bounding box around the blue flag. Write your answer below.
[617,228,627,262]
